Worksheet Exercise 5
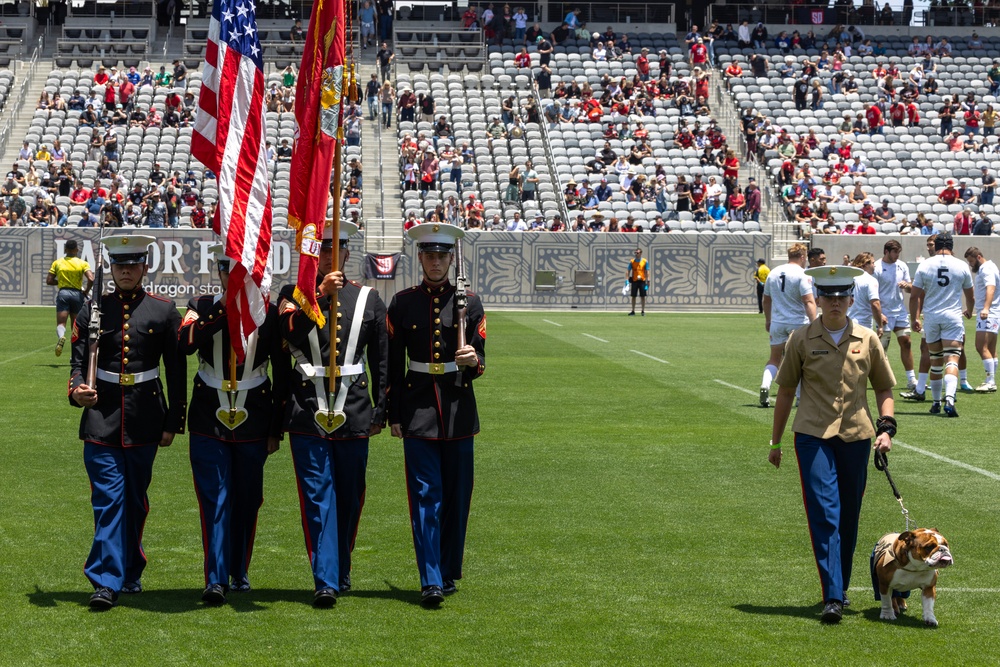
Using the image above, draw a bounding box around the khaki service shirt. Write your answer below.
[775,318,896,442]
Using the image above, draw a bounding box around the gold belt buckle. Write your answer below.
[220,380,236,391]
[119,373,136,386]
[427,363,445,375]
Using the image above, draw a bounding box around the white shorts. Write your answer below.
[769,322,802,346]
[923,317,965,344]
[884,311,911,335]
[976,317,1000,334]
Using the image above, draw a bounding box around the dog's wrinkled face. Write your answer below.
[903,528,953,569]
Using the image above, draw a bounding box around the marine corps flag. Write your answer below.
[287,0,347,327]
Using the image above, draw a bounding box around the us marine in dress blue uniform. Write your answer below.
[387,223,486,607]
[278,222,388,607]
[68,235,187,610]
[178,244,291,606]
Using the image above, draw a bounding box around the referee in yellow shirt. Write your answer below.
[627,248,649,316]
[48,239,94,356]
[754,259,770,314]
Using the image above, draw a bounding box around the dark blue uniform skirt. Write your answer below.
[189,433,269,588]
[83,442,158,590]
[404,436,474,588]
[289,434,369,592]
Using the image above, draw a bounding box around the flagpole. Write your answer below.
[327,76,347,409]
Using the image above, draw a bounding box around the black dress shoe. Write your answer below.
[442,580,457,595]
[202,584,227,606]
[821,600,843,624]
[230,577,251,593]
[120,581,142,594]
[339,574,351,593]
[420,585,444,607]
[313,587,338,608]
[89,587,117,610]
[843,595,850,608]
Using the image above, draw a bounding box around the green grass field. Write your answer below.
[1,307,998,666]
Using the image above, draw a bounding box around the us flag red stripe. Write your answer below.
[192,0,272,362]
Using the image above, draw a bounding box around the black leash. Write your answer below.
[873,449,915,531]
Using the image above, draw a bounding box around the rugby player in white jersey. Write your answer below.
[910,233,974,416]
[760,243,817,408]
[964,246,1000,392]
[873,239,917,390]
[847,252,883,333]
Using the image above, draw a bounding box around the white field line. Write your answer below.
[0,344,54,365]
[541,319,563,327]
[849,587,1000,594]
[631,350,670,364]
[713,380,1000,482]
[714,379,759,397]
[582,333,609,343]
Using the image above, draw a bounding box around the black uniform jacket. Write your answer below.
[386,280,486,440]
[178,295,291,442]
[279,280,389,439]
[69,288,187,446]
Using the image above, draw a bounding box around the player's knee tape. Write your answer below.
[945,361,960,372]
[930,365,944,375]
[895,327,912,338]
[930,351,945,375]
[942,346,963,358]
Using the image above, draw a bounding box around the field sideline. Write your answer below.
[0,308,998,666]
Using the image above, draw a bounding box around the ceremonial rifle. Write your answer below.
[454,235,468,349]
[85,226,107,389]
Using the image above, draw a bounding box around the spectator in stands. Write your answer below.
[290,19,305,42]
[377,81,395,129]
[173,60,188,85]
[344,115,362,147]
[154,66,172,88]
[964,132,979,152]
[956,180,975,205]
[513,47,530,69]
[146,106,162,128]
[189,199,207,229]
[847,180,867,205]
[275,138,292,162]
[935,37,952,57]
[954,208,974,235]
[973,211,993,236]
[139,67,154,88]
[751,23,768,49]
[939,180,960,205]
[866,102,884,135]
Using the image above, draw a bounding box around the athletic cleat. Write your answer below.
[759,387,769,408]
[906,382,917,393]
[929,401,942,414]
[944,400,959,418]
[960,380,975,392]
[900,389,925,401]
[55,336,66,357]
[975,382,998,393]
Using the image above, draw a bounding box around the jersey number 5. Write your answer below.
[937,267,950,287]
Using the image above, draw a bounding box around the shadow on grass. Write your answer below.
[26,581,425,612]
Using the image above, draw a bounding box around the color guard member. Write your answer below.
[68,235,187,609]
[178,244,290,605]
[388,223,486,606]
[279,222,388,607]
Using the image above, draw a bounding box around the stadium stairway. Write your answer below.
[1,74,50,168]
[357,60,403,251]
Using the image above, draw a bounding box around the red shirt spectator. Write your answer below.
[725,62,743,79]
[859,220,878,234]
[514,49,531,68]
[866,104,884,131]
[694,75,710,100]
[889,102,906,125]
[190,205,207,228]
[70,186,91,203]
[637,53,651,78]
[118,79,135,106]
[906,102,920,126]
[103,83,116,108]
[165,92,183,112]
[723,156,740,180]
[94,69,109,85]
[954,210,973,234]
[964,109,981,129]
[690,41,708,65]
[938,183,959,204]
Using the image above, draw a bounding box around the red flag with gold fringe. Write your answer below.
[287,0,346,327]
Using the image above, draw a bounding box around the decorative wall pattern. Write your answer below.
[0,230,769,312]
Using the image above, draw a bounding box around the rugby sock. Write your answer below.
[906,369,916,384]
[915,373,928,393]
[944,374,958,401]
[56,324,66,339]
[761,364,778,389]
[930,378,943,402]
[959,369,968,383]
[993,358,999,380]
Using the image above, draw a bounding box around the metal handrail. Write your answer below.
[544,2,675,26]
[531,78,571,227]
[0,36,42,164]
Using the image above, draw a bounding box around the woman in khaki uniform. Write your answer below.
[768,265,897,625]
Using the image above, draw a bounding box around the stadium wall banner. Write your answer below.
[0,229,768,311]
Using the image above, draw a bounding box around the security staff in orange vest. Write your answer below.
[627,248,649,316]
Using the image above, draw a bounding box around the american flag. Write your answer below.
[192,0,273,362]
